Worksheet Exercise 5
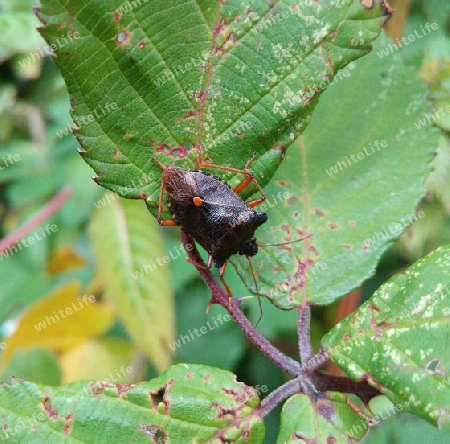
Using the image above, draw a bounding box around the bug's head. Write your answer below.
[254,211,268,226]
[239,237,259,257]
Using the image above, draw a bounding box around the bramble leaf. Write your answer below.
[37,0,389,218]
[0,364,263,443]
[322,245,450,427]
[234,34,437,308]
[277,392,369,443]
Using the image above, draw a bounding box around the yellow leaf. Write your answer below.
[2,281,114,370]
[60,338,140,383]
[46,246,86,275]
[89,198,174,372]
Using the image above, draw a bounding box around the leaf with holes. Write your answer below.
[233,34,437,309]
[0,364,263,443]
[322,245,450,427]
[37,0,390,218]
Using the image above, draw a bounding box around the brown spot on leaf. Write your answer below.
[328,222,338,230]
[316,398,336,421]
[41,396,58,419]
[115,30,130,46]
[137,424,167,443]
[272,145,287,160]
[341,244,352,250]
[186,373,193,378]
[177,109,198,121]
[360,0,374,9]
[116,384,133,395]
[194,90,207,105]
[287,196,299,206]
[156,145,189,159]
[138,40,146,49]
[114,10,121,23]
[308,245,319,256]
[89,381,111,395]
[277,180,287,186]
[314,208,325,217]
[63,423,72,435]
[287,259,313,293]
[112,148,119,159]
[349,220,356,226]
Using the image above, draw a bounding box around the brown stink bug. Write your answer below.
[152,153,268,298]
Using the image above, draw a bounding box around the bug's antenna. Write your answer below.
[258,234,312,248]
[246,256,263,326]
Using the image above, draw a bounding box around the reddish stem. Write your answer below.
[0,188,72,251]
[180,230,301,377]
[179,231,381,417]
[298,305,313,366]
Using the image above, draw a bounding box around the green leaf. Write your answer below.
[0,364,263,443]
[277,392,368,443]
[0,347,61,386]
[322,245,450,427]
[89,197,174,372]
[0,0,46,60]
[234,34,437,309]
[37,0,389,216]
[363,412,450,444]
[173,281,246,369]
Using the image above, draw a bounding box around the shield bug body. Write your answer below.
[152,154,268,297]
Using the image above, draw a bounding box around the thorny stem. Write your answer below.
[180,231,381,416]
[298,305,313,366]
[0,187,72,251]
[180,231,301,377]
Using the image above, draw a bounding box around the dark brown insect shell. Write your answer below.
[161,165,268,268]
